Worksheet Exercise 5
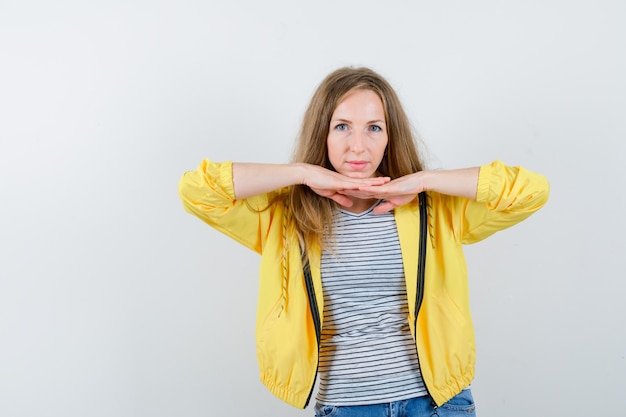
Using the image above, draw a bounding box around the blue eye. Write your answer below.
[335,123,348,131]
[369,125,382,132]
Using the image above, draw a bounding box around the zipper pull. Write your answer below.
[430,401,439,417]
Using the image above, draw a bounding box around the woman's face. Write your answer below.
[326,89,388,179]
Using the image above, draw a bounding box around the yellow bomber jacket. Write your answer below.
[178,159,550,408]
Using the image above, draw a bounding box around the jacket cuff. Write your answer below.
[219,160,236,200]
[475,161,495,203]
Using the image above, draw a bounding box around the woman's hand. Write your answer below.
[343,167,480,214]
[342,172,426,214]
[302,164,390,207]
[233,162,389,200]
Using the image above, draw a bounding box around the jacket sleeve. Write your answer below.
[446,160,550,244]
[178,158,279,254]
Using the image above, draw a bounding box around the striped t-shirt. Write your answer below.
[315,202,427,406]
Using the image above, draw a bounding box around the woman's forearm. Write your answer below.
[232,162,306,199]
[421,167,480,200]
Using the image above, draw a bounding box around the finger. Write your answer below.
[357,183,391,193]
[330,193,354,207]
[338,178,389,190]
[373,201,396,214]
[338,183,368,191]
[366,176,391,185]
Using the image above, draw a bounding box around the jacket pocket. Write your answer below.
[257,296,283,343]
[432,288,467,328]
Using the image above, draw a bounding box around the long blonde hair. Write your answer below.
[289,67,424,252]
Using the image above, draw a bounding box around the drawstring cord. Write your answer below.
[426,193,435,249]
[277,201,290,317]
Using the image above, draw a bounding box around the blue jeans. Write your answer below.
[313,389,476,417]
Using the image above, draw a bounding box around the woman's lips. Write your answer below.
[346,161,368,170]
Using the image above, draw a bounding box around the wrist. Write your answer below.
[291,162,309,185]
[412,170,429,193]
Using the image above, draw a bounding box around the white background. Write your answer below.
[1,1,625,416]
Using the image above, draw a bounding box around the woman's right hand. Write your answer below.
[232,162,388,203]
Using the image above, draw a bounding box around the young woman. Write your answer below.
[178,67,549,416]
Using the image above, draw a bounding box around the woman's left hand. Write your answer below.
[341,167,479,214]
[341,172,426,214]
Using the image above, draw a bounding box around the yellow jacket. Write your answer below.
[178,159,549,408]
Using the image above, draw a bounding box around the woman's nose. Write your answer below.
[350,130,365,153]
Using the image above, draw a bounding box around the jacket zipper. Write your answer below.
[303,257,321,408]
[413,192,436,403]
[413,192,428,330]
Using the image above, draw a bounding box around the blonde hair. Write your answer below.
[289,67,424,252]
